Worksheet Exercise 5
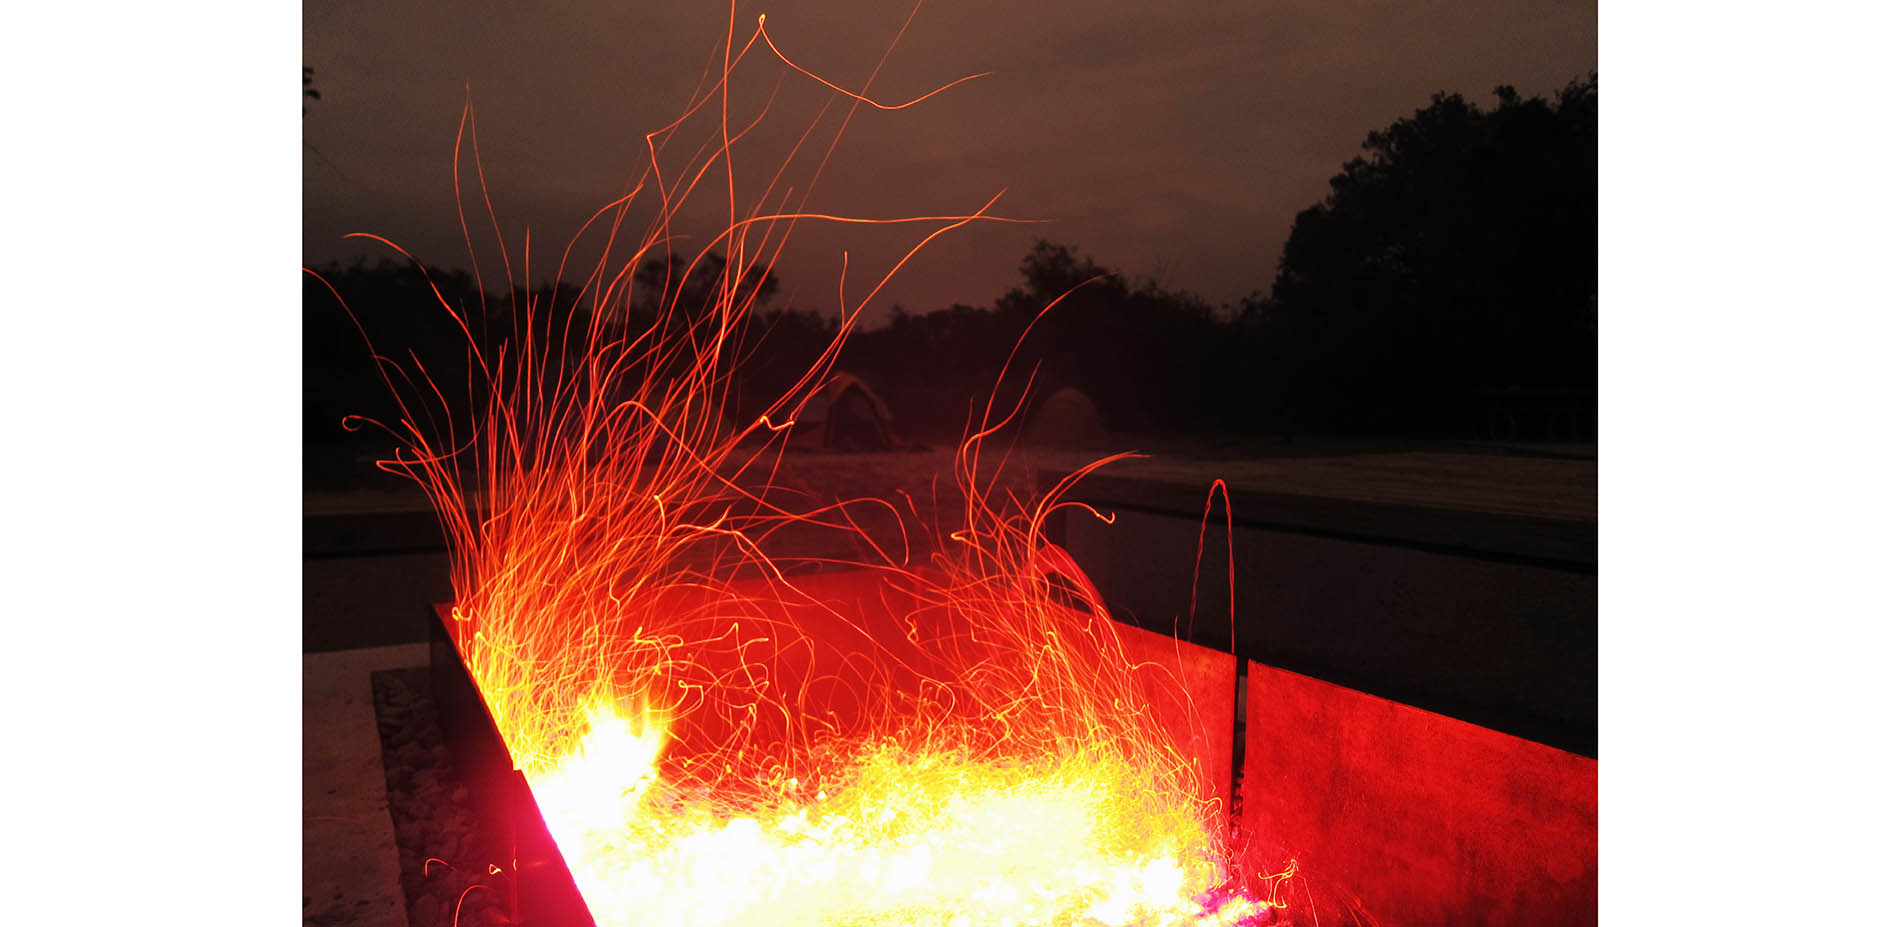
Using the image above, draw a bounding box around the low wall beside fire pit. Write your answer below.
[1045,451,1598,924]
[1044,452,1597,757]
[1240,661,1596,925]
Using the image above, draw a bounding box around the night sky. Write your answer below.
[303,0,1596,322]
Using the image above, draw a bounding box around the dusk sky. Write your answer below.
[303,0,1596,324]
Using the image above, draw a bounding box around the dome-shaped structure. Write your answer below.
[1024,386,1106,447]
[788,372,897,451]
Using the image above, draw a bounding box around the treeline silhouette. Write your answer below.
[306,78,1595,484]
[1248,77,1597,436]
[838,241,1252,438]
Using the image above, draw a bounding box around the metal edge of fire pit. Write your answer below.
[430,605,598,927]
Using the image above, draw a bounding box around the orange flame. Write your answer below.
[311,8,1291,926]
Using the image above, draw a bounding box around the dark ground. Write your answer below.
[372,666,510,927]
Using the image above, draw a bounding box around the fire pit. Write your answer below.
[428,565,1251,927]
[428,570,1595,927]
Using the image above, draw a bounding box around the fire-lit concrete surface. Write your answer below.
[304,642,429,927]
[1112,621,1236,805]
[1241,661,1596,925]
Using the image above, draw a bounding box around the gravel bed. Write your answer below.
[372,666,513,927]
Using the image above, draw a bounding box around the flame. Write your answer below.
[313,7,1293,926]
[530,699,1256,927]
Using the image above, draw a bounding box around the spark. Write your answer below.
[313,6,1305,926]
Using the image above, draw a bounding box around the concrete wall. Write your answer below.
[1048,468,1598,923]
[1240,661,1597,926]
[1056,491,1595,757]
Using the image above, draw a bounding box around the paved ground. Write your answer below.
[304,642,429,927]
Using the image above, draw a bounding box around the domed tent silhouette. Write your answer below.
[788,372,897,451]
[1023,386,1106,447]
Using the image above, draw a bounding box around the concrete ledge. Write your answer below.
[1047,459,1597,756]
[1053,469,1595,570]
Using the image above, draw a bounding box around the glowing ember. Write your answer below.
[315,9,1286,926]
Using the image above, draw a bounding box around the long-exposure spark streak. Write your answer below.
[313,9,1281,926]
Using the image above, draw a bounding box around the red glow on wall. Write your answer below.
[1239,661,1597,925]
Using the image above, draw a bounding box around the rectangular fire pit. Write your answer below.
[429,567,1593,926]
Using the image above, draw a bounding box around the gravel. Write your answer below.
[372,667,513,927]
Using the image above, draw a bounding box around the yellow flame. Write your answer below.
[524,698,1267,927]
[529,697,670,844]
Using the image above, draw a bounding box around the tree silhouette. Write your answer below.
[634,252,778,316]
[304,260,492,486]
[1250,77,1597,436]
[838,240,1251,438]
[993,241,1231,433]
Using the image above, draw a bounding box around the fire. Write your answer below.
[530,703,1244,927]
[526,697,669,832]
[314,8,1284,926]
